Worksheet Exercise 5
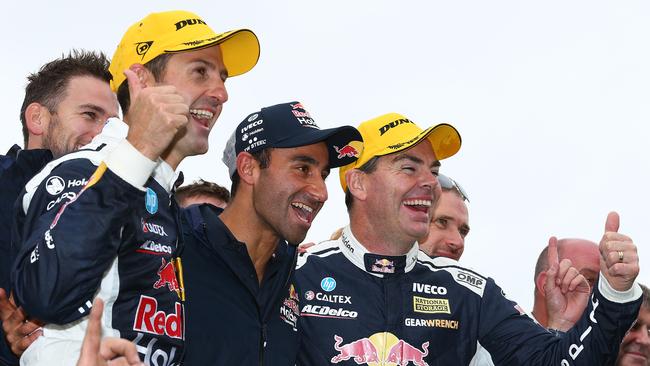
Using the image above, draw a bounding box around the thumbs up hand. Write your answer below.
[600,212,639,291]
[123,67,189,162]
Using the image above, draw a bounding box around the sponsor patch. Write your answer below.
[455,271,484,289]
[412,296,451,314]
[45,176,65,195]
[133,295,182,339]
[404,317,459,330]
[320,277,336,292]
[145,188,158,214]
[300,304,357,320]
[412,282,448,295]
[46,191,77,211]
[280,284,299,330]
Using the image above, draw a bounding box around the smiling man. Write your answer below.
[181,101,361,365]
[293,112,642,365]
[11,10,259,366]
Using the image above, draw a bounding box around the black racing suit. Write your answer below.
[11,119,184,366]
[290,226,641,365]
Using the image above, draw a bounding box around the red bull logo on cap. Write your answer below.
[331,332,430,365]
[334,144,360,159]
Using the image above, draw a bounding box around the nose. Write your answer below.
[635,324,650,346]
[446,231,465,252]
[307,176,328,205]
[206,78,228,105]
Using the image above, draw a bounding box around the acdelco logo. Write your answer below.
[300,304,358,319]
[133,295,182,339]
[379,118,413,136]
[174,18,206,31]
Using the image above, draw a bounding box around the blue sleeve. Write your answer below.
[11,159,143,324]
[480,278,640,365]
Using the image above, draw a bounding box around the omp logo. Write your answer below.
[456,271,484,289]
[379,118,413,136]
[175,18,206,31]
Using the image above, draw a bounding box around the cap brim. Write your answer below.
[274,126,363,168]
[372,123,461,162]
[166,29,260,78]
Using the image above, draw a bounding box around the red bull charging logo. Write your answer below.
[334,144,360,159]
[331,332,429,365]
[153,258,180,294]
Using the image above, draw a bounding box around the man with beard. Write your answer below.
[293,112,642,365]
[181,101,362,365]
[0,50,118,365]
[11,10,259,365]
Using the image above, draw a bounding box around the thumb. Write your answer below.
[124,68,144,101]
[605,211,620,233]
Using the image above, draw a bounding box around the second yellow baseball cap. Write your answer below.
[109,10,260,91]
[339,113,462,191]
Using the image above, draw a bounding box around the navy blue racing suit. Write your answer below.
[290,226,641,365]
[11,119,184,366]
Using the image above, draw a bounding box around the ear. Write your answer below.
[346,169,367,201]
[236,152,258,186]
[128,63,155,88]
[535,271,547,298]
[24,102,49,137]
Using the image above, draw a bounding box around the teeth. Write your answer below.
[292,202,314,213]
[403,199,432,207]
[189,109,214,119]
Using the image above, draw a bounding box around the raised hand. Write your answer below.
[599,212,639,291]
[0,288,42,356]
[123,68,189,162]
[77,298,143,366]
[544,236,590,331]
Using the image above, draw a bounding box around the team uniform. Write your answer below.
[181,203,299,365]
[0,145,53,366]
[11,119,184,366]
[290,226,641,365]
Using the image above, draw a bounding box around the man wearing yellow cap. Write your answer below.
[291,113,643,365]
[11,10,259,365]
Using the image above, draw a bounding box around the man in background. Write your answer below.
[175,179,230,208]
[617,284,650,366]
[0,50,118,365]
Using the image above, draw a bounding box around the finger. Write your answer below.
[547,236,559,268]
[605,211,620,233]
[5,307,28,335]
[560,266,579,293]
[14,328,42,357]
[99,338,141,364]
[0,288,15,322]
[544,262,558,293]
[78,298,104,364]
[17,320,41,337]
[568,273,589,292]
[124,69,144,102]
[556,258,573,289]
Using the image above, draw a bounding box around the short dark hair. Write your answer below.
[641,284,650,308]
[116,53,172,115]
[175,179,231,207]
[344,156,380,211]
[229,148,272,199]
[20,49,112,147]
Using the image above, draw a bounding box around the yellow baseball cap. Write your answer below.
[339,113,462,191]
[109,10,260,91]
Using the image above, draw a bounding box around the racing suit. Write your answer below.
[181,203,299,365]
[0,145,52,366]
[291,226,641,365]
[11,119,184,366]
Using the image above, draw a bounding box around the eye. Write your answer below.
[402,166,415,172]
[82,111,99,122]
[321,169,330,181]
[459,227,470,238]
[194,66,208,78]
[434,218,448,228]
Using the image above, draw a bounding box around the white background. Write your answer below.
[2,0,649,311]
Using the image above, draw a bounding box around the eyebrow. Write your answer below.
[392,153,441,169]
[193,59,229,80]
[292,155,331,172]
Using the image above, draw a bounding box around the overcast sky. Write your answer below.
[2,0,649,310]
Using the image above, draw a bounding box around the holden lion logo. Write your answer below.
[331,332,429,365]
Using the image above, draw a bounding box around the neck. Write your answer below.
[349,212,414,256]
[220,197,280,284]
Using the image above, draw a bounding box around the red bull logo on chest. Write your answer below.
[331,332,429,366]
